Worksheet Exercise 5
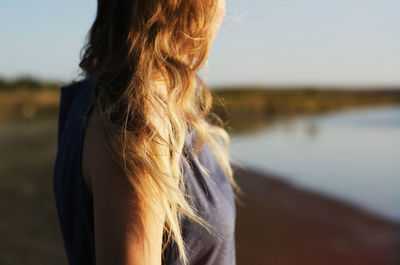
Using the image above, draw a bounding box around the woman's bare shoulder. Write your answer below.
[82,104,164,265]
[82,104,109,194]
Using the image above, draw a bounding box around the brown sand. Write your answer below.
[234,166,400,265]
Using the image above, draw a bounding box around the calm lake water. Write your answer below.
[230,105,400,221]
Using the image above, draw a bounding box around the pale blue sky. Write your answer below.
[1,0,399,87]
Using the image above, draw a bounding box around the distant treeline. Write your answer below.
[212,87,400,132]
[1,77,400,129]
[0,76,61,91]
[213,87,400,116]
[0,77,62,121]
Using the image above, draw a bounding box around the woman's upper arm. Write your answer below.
[82,106,165,265]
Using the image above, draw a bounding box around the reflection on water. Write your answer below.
[231,105,400,221]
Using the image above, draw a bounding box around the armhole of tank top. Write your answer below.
[79,87,95,202]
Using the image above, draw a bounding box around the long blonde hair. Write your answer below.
[79,0,237,263]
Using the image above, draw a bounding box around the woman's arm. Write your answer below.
[82,105,165,265]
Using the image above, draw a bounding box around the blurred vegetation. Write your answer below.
[0,76,60,91]
[0,77,62,121]
[1,77,400,132]
[212,86,400,133]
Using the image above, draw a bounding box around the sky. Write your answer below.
[1,0,400,87]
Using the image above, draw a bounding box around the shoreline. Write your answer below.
[234,166,400,265]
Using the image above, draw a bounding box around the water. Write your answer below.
[230,106,400,221]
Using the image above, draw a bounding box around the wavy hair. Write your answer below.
[79,0,237,263]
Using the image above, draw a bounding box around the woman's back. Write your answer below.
[52,79,236,265]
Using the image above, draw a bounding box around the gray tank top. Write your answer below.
[52,79,236,265]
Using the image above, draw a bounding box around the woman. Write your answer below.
[53,0,238,264]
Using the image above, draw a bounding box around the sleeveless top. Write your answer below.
[52,79,236,265]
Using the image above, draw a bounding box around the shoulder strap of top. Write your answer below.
[57,79,94,147]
